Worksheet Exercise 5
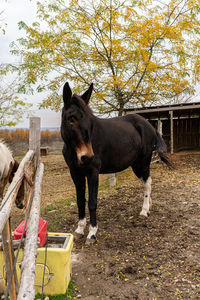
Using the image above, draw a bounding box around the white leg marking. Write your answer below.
[140,176,152,217]
[75,218,86,235]
[87,225,98,239]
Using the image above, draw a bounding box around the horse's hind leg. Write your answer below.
[132,160,152,217]
[140,176,152,217]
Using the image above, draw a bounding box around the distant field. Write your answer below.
[0,128,63,156]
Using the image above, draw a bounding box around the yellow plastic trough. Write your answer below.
[0,232,73,295]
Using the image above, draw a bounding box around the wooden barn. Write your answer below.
[125,102,200,153]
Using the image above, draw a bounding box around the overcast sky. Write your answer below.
[1,0,61,128]
[1,0,200,129]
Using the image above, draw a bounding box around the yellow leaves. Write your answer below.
[107,75,125,88]
[27,71,36,84]
[146,61,159,72]
[55,54,64,65]
[10,0,200,113]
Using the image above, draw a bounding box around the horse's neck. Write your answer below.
[0,142,14,180]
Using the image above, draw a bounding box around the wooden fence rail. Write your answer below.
[0,150,35,234]
[17,163,44,300]
[0,117,43,300]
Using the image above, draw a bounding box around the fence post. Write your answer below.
[0,117,41,300]
[17,117,43,300]
[17,163,44,300]
[2,218,18,300]
[24,117,40,216]
[29,117,41,164]
[169,111,174,154]
[25,117,41,213]
[109,173,116,187]
[157,119,162,136]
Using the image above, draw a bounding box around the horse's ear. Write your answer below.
[81,83,93,104]
[63,82,72,108]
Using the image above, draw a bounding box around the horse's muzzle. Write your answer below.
[80,155,94,165]
[76,142,94,165]
[16,201,24,209]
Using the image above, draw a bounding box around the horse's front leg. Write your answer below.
[70,170,86,236]
[87,170,99,242]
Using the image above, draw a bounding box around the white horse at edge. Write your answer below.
[0,140,24,208]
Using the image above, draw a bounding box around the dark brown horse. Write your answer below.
[61,82,171,243]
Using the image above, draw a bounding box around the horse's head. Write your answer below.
[9,160,24,209]
[61,82,95,165]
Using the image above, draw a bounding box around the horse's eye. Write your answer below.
[68,116,77,125]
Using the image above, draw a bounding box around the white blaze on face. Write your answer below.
[76,142,94,163]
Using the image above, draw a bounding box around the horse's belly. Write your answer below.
[99,148,139,174]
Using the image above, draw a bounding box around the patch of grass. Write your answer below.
[35,281,78,300]
[42,197,76,214]
[41,196,77,231]
[98,177,110,191]
[0,282,77,300]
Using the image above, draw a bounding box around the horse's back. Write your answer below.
[94,114,156,173]
[123,114,155,132]
[123,114,157,148]
[96,113,156,147]
[100,113,155,133]
[94,115,142,151]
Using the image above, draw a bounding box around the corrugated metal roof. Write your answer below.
[125,102,200,119]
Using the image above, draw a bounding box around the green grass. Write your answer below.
[41,196,77,231]
[35,281,78,300]
[42,196,76,219]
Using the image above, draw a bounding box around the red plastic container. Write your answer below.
[14,218,47,246]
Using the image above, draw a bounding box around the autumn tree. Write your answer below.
[0,8,6,35]
[0,74,32,126]
[11,0,200,116]
[0,4,31,127]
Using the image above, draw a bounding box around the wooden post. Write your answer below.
[29,117,41,165]
[25,117,40,213]
[17,163,44,300]
[109,173,116,187]
[170,111,174,154]
[16,117,42,299]
[157,119,163,136]
[2,218,18,300]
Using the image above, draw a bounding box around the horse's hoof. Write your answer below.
[74,232,84,240]
[139,211,149,217]
[86,235,96,245]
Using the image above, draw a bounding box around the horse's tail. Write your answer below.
[155,131,174,168]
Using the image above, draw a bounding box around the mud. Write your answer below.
[5,152,200,299]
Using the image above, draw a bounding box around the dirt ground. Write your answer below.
[7,152,200,299]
